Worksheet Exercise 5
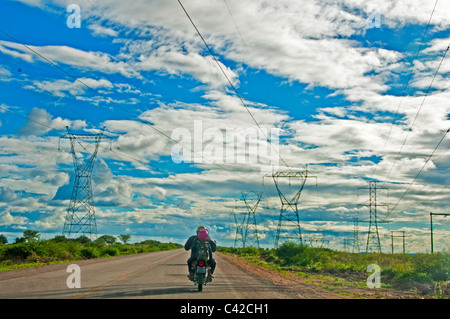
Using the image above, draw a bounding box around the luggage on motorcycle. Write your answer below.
[194,238,210,261]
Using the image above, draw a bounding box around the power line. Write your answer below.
[0,27,258,184]
[386,127,449,219]
[177,0,292,171]
[223,0,252,57]
[0,75,240,202]
[370,0,440,181]
[1,96,224,198]
[382,43,449,186]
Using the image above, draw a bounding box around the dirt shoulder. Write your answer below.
[219,252,437,299]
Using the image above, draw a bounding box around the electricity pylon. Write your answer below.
[352,217,361,253]
[231,199,245,248]
[352,217,390,253]
[59,127,107,238]
[306,234,328,248]
[358,181,389,253]
[264,167,315,248]
[241,191,263,248]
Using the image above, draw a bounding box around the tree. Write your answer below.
[23,230,40,242]
[14,237,25,243]
[0,234,7,244]
[95,235,116,245]
[75,235,91,245]
[50,235,69,243]
[118,234,131,244]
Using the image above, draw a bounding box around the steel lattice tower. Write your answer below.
[241,191,263,248]
[358,181,389,253]
[265,168,315,248]
[352,218,361,253]
[231,200,245,248]
[59,127,106,238]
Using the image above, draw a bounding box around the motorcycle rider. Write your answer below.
[184,226,217,281]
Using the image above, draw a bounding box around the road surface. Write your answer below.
[0,248,328,299]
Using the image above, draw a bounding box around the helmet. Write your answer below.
[197,229,209,242]
[196,226,206,233]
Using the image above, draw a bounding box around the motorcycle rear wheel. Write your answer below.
[197,274,204,291]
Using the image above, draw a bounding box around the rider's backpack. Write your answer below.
[194,238,210,261]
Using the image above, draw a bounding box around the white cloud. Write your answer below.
[19,107,87,136]
[0,40,136,77]
[31,77,114,97]
[0,66,12,80]
[88,24,119,37]
[0,186,18,202]
[137,49,239,89]
[0,210,25,226]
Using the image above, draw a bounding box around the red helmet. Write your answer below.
[197,229,209,242]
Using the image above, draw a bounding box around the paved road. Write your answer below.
[0,249,297,299]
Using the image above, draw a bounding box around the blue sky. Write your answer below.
[0,0,449,253]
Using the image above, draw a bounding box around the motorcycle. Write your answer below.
[190,259,212,291]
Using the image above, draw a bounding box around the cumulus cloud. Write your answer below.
[19,107,87,136]
[0,186,18,202]
[0,210,28,226]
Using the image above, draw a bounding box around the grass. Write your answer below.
[0,237,182,272]
[219,243,450,298]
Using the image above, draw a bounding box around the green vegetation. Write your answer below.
[0,231,182,272]
[219,243,450,296]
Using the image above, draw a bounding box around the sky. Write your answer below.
[0,0,449,253]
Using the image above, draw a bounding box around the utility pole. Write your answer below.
[358,181,389,253]
[264,167,316,248]
[430,212,450,253]
[385,231,409,254]
[59,127,108,238]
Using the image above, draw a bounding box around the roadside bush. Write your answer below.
[275,242,306,265]
[275,242,330,266]
[412,253,450,282]
[259,248,277,263]
[1,242,35,262]
[80,246,100,259]
[101,246,120,257]
[239,247,260,256]
[0,236,182,271]
[117,245,138,255]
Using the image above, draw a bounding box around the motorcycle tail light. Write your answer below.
[198,260,205,267]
